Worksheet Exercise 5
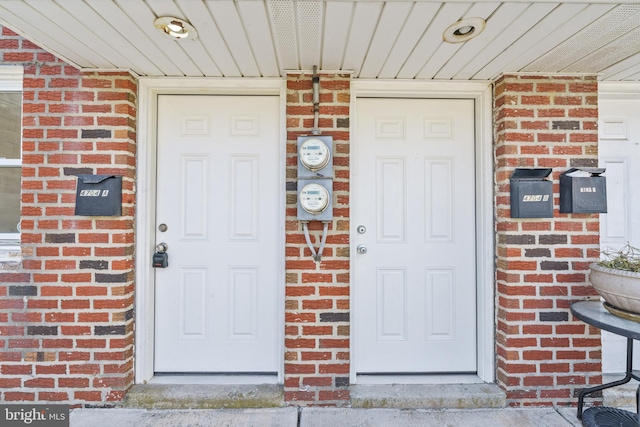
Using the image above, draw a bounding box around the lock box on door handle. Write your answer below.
[153,242,169,268]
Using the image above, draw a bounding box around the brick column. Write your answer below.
[494,74,601,406]
[284,73,351,406]
[0,26,137,405]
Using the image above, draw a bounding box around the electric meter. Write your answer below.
[299,138,331,172]
[296,136,333,220]
[299,183,330,214]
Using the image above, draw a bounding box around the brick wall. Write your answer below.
[284,73,351,406]
[0,22,609,409]
[494,74,601,406]
[0,26,137,405]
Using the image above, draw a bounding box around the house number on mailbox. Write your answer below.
[79,190,110,197]
[522,195,549,202]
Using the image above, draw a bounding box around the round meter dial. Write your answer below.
[299,138,330,171]
[299,183,330,214]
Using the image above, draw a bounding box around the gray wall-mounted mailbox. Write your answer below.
[559,168,607,214]
[510,168,553,218]
[75,174,122,216]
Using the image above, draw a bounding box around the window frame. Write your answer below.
[0,66,23,242]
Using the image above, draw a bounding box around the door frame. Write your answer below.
[135,78,287,384]
[350,80,495,383]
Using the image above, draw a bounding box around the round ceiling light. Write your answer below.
[443,17,486,43]
[154,17,198,41]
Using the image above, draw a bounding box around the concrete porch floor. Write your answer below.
[71,406,587,426]
[106,381,634,425]
[602,374,640,408]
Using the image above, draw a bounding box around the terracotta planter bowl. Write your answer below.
[589,263,640,313]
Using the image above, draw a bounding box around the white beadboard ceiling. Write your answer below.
[0,0,639,81]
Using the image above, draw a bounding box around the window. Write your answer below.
[0,66,23,241]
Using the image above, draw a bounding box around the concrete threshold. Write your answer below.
[125,382,505,410]
[123,384,285,409]
[350,383,507,409]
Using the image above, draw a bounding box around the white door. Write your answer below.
[355,98,477,374]
[154,95,280,373]
[598,98,640,373]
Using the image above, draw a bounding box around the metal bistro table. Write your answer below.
[571,300,640,426]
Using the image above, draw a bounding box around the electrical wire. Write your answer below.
[302,221,329,262]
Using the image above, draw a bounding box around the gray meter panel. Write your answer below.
[75,174,122,216]
[559,168,607,214]
[297,178,333,221]
[510,168,553,218]
[297,135,333,179]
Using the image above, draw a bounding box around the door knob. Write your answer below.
[156,242,168,253]
[357,245,367,254]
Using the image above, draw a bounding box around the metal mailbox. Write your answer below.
[75,174,122,216]
[510,168,554,218]
[559,168,607,214]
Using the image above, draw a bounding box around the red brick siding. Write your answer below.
[0,26,137,406]
[1,22,609,408]
[285,73,351,406]
[494,74,601,407]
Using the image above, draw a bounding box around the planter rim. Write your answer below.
[589,262,640,278]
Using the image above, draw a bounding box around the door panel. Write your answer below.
[355,98,476,373]
[598,98,640,373]
[377,268,407,340]
[154,95,280,373]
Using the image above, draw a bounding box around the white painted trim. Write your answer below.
[599,82,640,99]
[135,77,286,385]
[476,84,496,384]
[74,69,140,79]
[0,160,21,166]
[0,67,22,248]
[0,243,20,266]
[349,79,495,384]
[0,65,23,90]
[351,80,493,98]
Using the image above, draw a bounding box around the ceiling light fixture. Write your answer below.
[443,17,486,43]
[154,16,198,41]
